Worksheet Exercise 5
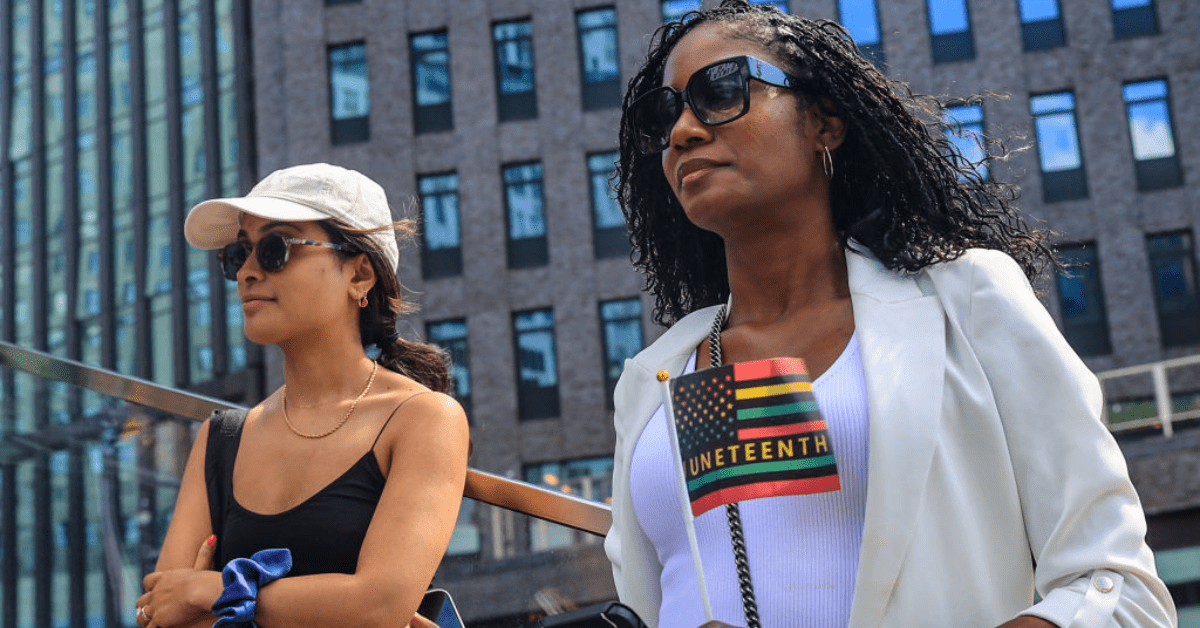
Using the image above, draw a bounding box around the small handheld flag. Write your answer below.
[670,357,840,517]
[659,371,715,622]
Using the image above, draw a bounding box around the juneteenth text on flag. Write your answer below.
[670,357,840,516]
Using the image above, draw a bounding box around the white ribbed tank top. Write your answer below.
[629,333,869,628]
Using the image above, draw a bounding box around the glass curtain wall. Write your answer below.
[0,1,253,626]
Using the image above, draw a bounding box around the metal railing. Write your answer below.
[6,339,1192,538]
[1096,353,1200,438]
[0,341,612,537]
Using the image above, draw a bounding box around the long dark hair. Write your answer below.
[617,0,1057,326]
[320,219,452,394]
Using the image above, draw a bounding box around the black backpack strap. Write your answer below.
[205,409,248,543]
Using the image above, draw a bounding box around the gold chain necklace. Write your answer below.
[281,361,378,439]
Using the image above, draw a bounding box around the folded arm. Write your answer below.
[140,393,469,628]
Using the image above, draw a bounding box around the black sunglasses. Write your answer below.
[217,232,355,281]
[629,55,807,155]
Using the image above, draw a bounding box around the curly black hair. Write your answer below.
[617,0,1056,326]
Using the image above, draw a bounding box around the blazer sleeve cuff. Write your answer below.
[1022,570,1124,628]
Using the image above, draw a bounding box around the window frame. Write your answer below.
[599,297,644,408]
[1122,78,1183,192]
[1146,230,1200,348]
[410,30,453,134]
[575,6,622,111]
[427,318,472,418]
[492,18,538,122]
[512,308,562,421]
[417,172,463,280]
[1054,242,1113,356]
[926,0,976,63]
[1030,90,1088,203]
[587,151,627,259]
[1154,546,1200,621]
[1017,0,1066,51]
[502,161,549,269]
[327,41,370,145]
[1111,0,1159,39]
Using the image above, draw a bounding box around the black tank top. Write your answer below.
[204,407,399,577]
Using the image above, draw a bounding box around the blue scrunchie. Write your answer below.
[212,548,293,628]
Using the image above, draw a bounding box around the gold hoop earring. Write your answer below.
[359,295,368,308]
[822,146,834,180]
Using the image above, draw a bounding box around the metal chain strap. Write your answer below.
[708,304,761,628]
[725,502,760,628]
[708,304,727,368]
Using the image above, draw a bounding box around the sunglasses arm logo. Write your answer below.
[747,57,798,89]
[706,60,740,82]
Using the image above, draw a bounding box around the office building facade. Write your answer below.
[0,0,256,626]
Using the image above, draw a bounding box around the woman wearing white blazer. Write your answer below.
[605,3,1175,628]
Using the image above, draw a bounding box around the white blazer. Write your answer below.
[604,248,1176,628]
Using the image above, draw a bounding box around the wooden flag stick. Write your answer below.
[659,372,714,623]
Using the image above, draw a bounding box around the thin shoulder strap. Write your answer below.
[370,390,436,448]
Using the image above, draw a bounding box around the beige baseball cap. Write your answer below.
[184,163,400,274]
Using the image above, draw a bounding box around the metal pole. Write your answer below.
[1151,364,1174,438]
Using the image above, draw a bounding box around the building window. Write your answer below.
[494,19,537,122]
[1111,0,1158,39]
[411,31,453,134]
[1156,546,1200,626]
[1055,243,1112,356]
[927,0,975,63]
[1123,79,1182,191]
[503,162,548,269]
[837,0,886,68]
[1030,91,1087,203]
[328,42,370,144]
[1018,0,1066,51]
[576,7,621,111]
[525,457,614,551]
[428,319,472,417]
[513,309,561,420]
[589,151,626,259]
[418,173,462,280]
[1147,231,1200,348]
[445,498,481,557]
[600,298,644,406]
[662,0,701,22]
[943,102,988,181]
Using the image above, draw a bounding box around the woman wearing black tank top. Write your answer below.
[134,163,469,628]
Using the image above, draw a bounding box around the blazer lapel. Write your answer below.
[845,252,947,628]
